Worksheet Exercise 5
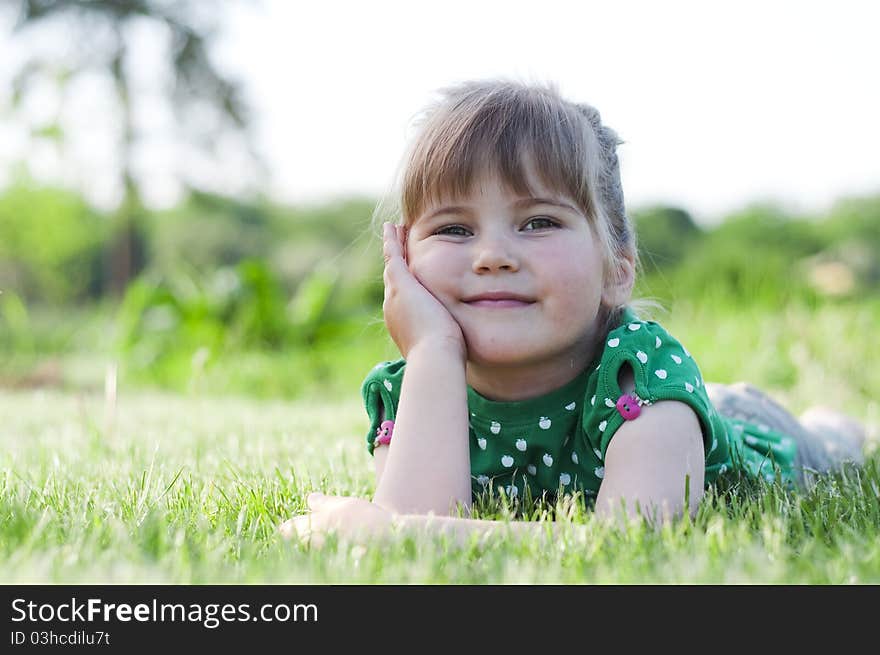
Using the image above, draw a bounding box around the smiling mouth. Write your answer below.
[464,299,535,308]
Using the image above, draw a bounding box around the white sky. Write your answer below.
[2,0,879,224]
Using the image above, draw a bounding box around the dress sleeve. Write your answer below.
[359,358,406,455]
[581,317,729,467]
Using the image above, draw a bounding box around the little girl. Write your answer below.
[281,79,866,544]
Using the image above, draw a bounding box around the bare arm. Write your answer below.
[287,398,703,544]
[371,222,472,516]
[372,340,472,516]
[595,399,705,527]
[392,512,579,548]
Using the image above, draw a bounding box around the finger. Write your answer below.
[396,225,407,263]
[294,515,313,539]
[383,222,403,265]
[279,514,307,540]
[278,518,295,539]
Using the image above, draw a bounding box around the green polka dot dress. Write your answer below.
[361,307,797,501]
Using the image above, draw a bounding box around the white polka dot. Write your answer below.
[607,337,620,347]
[655,369,668,380]
[542,453,553,467]
[685,382,694,393]
[476,475,490,486]
[745,435,759,446]
[599,420,607,432]
[504,485,518,498]
[695,376,701,387]
[477,437,487,450]
[571,452,579,465]
[490,421,501,434]
[655,336,662,349]
[636,350,648,364]
[719,464,728,474]
[670,354,682,365]
[559,473,571,486]
[515,438,527,452]
[527,464,537,476]
[383,379,393,391]
[709,437,717,453]
[590,395,596,406]
[593,448,603,460]
[501,455,514,468]
[604,398,615,408]
[594,466,605,479]
[565,401,576,411]
[538,417,552,430]
[628,323,641,331]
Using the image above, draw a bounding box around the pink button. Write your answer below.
[375,420,394,445]
[616,394,641,420]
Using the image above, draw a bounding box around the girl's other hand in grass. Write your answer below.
[279,493,393,547]
[382,222,466,361]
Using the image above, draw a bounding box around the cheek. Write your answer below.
[406,247,457,295]
[540,253,603,312]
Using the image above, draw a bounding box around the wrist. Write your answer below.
[407,336,466,363]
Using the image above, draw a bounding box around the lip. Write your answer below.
[462,291,536,308]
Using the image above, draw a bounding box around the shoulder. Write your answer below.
[598,311,704,403]
[361,358,406,455]
[581,308,722,462]
[360,358,406,397]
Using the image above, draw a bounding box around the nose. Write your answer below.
[472,231,520,274]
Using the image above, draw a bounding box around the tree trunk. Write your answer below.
[104,31,143,298]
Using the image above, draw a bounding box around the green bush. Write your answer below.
[0,182,108,303]
[632,205,703,273]
[638,203,829,307]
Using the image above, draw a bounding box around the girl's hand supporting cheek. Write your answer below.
[383,222,465,360]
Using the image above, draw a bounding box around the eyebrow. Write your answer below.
[422,197,580,222]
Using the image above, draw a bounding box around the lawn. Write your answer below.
[1,300,879,583]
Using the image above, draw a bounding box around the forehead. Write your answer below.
[424,159,577,212]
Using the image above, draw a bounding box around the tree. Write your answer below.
[7,0,260,295]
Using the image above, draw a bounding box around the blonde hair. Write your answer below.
[373,77,642,332]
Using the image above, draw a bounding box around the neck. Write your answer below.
[465,330,602,402]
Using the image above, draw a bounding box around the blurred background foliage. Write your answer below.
[1,177,878,400]
[0,1,877,403]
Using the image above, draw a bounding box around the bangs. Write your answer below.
[401,83,601,225]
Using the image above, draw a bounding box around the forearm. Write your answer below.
[373,340,472,515]
[392,513,575,548]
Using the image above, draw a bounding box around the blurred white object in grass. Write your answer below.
[104,361,117,440]
[808,261,856,296]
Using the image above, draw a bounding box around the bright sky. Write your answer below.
[2,0,879,224]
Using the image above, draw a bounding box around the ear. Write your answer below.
[601,255,635,308]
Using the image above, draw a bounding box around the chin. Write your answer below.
[463,335,549,367]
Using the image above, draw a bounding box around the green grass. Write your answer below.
[1,300,879,583]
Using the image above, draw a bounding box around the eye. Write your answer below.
[522,216,559,231]
[434,225,471,237]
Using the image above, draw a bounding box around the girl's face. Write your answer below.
[405,158,609,369]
